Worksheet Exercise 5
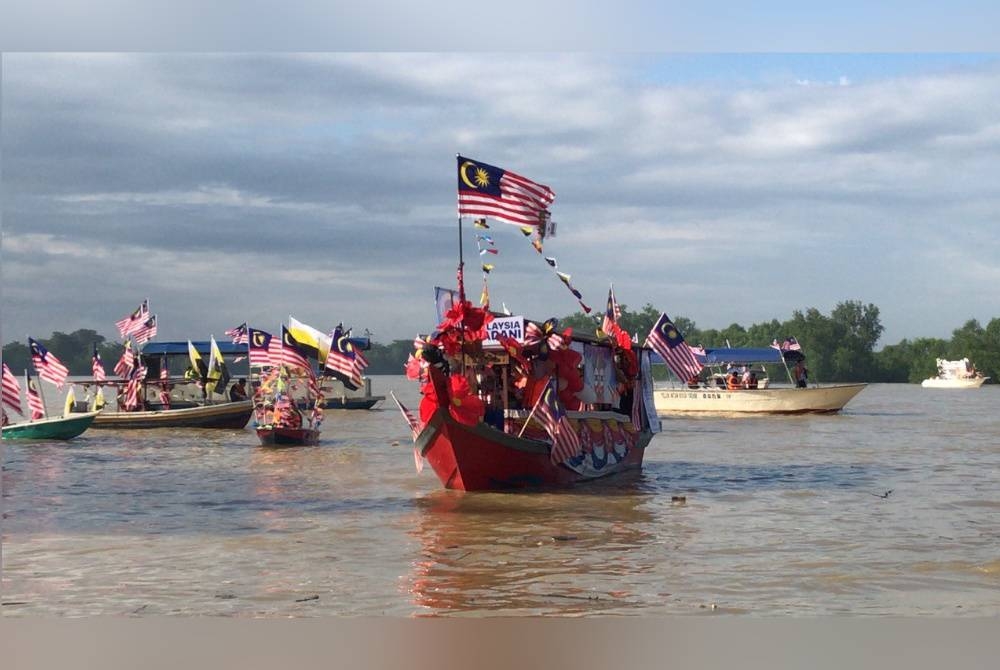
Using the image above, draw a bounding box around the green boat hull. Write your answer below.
[1,411,99,440]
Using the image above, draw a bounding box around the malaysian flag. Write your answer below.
[92,345,107,382]
[28,337,70,389]
[132,314,158,346]
[278,326,312,372]
[114,340,136,379]
[602,285,621,338]
[225,322,249,345]
[26,374,46,419]
[324,325,366,390]
[631,385,643,431]
[248,327,273,367]
[390,391,424,473]
[115,300,149,338]
[2,363,22,416]
[457,155,555,228]
[533,377,582,465]
[159,355,171,409]
[123,377,141,411]
[646,313,704,383]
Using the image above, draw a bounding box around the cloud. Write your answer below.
[3,54,1000,347]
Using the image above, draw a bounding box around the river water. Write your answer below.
[3,377,999,617]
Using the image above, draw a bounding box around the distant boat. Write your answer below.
[313,377,384,410]
[653,346,866,415]
[83,340,254,429]
[2,411,100,440]
[253,368,323,447]
[921,358,988,389]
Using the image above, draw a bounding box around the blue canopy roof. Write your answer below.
[651,347,786,366]
[696,347,785,365]
[140,341,247,357]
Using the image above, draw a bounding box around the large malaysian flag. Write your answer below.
[457,155,555,228]
[645,313,703,383]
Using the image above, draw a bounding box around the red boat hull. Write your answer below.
[416,409,650,492]
[256,427,320,447]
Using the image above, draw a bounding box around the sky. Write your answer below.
[3,52,1000,349]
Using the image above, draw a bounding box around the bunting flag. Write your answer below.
[225,322,249,345]
[92,344,108,382]
[28,337,70,389]
[544,257,557,267]
[532,377,582,464]
[482,263,494,274]
[324,324,367,390]
[646,313,704,383]
[602,285,621,338]
[473,218,490,229]
[132,314,158,346]
[248,328,274,367]
[457,156,555,228]
[115,300,149,339]
[26,373,46,419]
[2,363,22,416]
[205,336,231,396]
[114,340,136,379]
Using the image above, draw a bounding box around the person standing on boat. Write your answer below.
[794,360,808,388]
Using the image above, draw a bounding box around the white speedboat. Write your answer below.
[921,358,988,389]
[652,346,866,415]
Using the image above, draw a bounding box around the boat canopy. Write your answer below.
[141,341,248,357]
[652,347,802,366]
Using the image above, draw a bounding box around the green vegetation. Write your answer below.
[6,303,1000,383]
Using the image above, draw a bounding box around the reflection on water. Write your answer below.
[4,380,1000,616]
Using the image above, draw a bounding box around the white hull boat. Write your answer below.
[653,383,867,415]
[921,358,988,389]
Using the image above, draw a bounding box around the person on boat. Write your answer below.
[726,370,741,391]
[794,360,808,388]
[229,378,248,402]
[746,368,759,389]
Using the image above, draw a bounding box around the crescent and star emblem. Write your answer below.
[252,332,266,347]
[460,161,491,190]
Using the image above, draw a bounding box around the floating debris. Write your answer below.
[552,535,578,542]
[671,495,687,505]
[295,595,319,603]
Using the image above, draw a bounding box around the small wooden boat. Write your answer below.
[89,400,253,429]
[255,426,320,446]
[252,367,323,447]
[2,411,100,440]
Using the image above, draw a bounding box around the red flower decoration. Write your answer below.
[417,373,485,426]
[445,374,485,425]
[404,354,424,381]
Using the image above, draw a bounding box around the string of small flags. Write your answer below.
[518,217,592,314]
[474,218,499,307]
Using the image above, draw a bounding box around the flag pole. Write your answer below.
[517,380,548,438]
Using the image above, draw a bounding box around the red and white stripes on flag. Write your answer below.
[457,156,555,228]
[533,377,582,464]
[602,285,621,338]
[390,391,423,473]
[225,322,249,345]
[26,375,46,419]
[2,363,22,416]
[124,377,141,411]
[324,325,367,391]
[631,385,643,431]
[28,337,70,389]
[132,315,158,345]
[114,340,136,379]
[115,300,149,338]
[646,313,704,384]
[92,347,108,382]
[247,327,274,367]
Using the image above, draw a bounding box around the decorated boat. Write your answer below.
[649,334,866,415]
[2,410,100,440]
[252,349,325,447]
[83,340,254,429]
[921,358,988,389]
[395,155,662,491]
[2,349,99,440]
